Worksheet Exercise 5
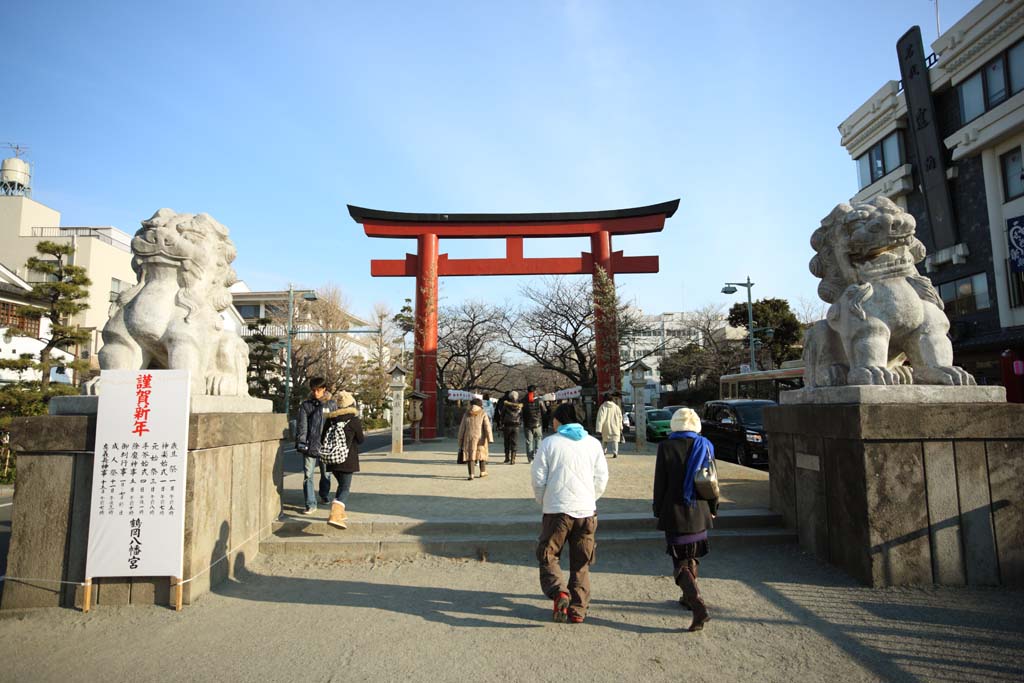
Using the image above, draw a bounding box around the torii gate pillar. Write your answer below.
[591,229,621,397]
[414,233,440,439]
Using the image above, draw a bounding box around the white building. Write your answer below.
[0,263,73,385]
[0,158,136,368]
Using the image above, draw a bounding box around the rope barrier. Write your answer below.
[0,518,278,588]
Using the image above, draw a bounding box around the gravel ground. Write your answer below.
[2,544,1021,683]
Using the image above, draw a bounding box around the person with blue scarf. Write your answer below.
[652,407,719,632]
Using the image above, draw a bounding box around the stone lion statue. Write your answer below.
[87,209,250,397]
[803,196,975,387]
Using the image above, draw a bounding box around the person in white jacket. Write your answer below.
[531,402,609,624]
[594,392,623,458]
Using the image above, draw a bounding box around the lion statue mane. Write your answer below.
[803,196,975,388]
[88,208,251,397]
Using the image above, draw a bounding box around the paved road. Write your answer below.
[281,430,391,475]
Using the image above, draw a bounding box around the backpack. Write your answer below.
[319,421,349,466]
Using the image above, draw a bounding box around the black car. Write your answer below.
[700,399,775,468]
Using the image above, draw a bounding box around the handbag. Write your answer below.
[694,457,720,501]
[319,421,349,466]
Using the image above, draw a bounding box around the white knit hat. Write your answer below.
[670,408,701,433]
[509,390,519,401]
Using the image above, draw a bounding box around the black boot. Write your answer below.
[675,559,709,631]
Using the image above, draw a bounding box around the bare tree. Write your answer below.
[659,304,746,392]
[289,284,359,399]
[795,296,828,325]
[497,275,653,390]
[437,300,511,391]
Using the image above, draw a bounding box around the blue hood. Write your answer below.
[557,423,586,440]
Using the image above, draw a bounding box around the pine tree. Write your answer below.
[0,241,92,478]
[245,317,285,411]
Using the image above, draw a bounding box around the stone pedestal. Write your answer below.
[2,412,287,610]
[764,402,1024,587]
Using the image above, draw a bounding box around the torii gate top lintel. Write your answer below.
[347,199,679,239]
[350,199,678,439]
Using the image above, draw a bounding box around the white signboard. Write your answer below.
[447,389,480,401]
[86,370,190,579]
[555,386,582,400]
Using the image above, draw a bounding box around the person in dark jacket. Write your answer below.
[522,385,547,463]
[323,390,365,529]
[295,377,337,515]
[501,391,523,464]
[652,407,719,632]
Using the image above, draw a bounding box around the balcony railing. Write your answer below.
[31,227,131,253]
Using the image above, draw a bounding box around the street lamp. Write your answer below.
[283,283,318,420]
[722,276,758,372]
[630,359,651,453]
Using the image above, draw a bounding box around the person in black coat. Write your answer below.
[653,407,719,632]
[323,390,364,529]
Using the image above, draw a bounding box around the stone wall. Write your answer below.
[2,413,287,610]
[765,403,1024,587]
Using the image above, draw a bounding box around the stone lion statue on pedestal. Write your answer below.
[87,209,251,397]
[803,196,975,387]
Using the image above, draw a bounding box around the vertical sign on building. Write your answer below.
[897,25,958,249]
[1009,215,1024,272]
[86,370,190,585]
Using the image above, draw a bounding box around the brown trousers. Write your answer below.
[536,513,598,617]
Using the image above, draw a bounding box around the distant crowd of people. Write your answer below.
[294,378,718,632]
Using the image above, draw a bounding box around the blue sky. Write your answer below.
[6,0,978,321]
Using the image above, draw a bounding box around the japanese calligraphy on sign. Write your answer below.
[86,370,190,579]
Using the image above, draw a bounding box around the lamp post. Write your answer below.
[722,276,757,371]
[388,365,408,455]
[283,283,318,421]
[630,359,651,453]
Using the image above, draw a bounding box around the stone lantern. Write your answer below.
[630,359,651,453]
[388,365,408,455]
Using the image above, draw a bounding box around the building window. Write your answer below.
[236,304,260,319]
[1001,148,1024,201]
[985,58,1008,108]
[0,302,41,337]
[1009,41,1024,94]
[855,131,904,189]
[109,277,131,300]
[938,273,991,316]
[958,39,1024,125]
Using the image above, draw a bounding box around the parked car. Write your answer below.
[644,408,673,441]
[661,404,684,419]
[700,399,775,468]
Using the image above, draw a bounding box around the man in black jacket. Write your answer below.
[522,385,547,463]
[295,377,337,515]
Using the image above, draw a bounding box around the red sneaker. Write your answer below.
[552,592,570,623]
[568,612,585,624]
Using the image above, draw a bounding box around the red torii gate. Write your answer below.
[348,200,678,439]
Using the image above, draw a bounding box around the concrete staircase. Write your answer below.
[260,508,795,561]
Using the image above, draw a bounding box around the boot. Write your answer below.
[467,461,475,480]
[679,561,698,610]
[328,501,348,530]
[676,560,709,631]
[479,462,488,478]
[510,446,517,465]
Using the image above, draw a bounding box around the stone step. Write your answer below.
[271,507,784,539]
[259,527,797,561]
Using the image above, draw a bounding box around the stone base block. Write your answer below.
[2,412,287,610]
[765,402,1024,587]
[780,385,1006,405]
[49,395,273,415]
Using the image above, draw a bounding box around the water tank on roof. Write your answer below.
[0,157,31,196]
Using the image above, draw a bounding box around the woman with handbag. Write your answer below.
[652,407,719,632]
[321,391,364,529]
[457,397,493,480]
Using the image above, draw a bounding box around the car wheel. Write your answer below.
[735,445,749,467]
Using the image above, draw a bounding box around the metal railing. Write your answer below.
[30,226,131,253]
